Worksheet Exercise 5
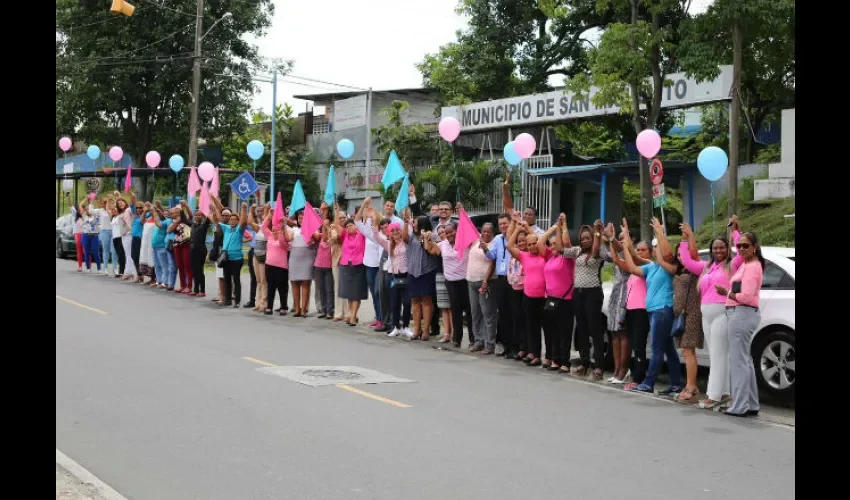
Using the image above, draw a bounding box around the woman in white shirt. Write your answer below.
[110,205,126,278]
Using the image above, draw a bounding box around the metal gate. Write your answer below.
[518,154,554,226]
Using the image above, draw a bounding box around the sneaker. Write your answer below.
[368,320,380,328]
[372,321,383,330]
[658,386,682,396]
[402,327,414,338]
[388,327,401,337]
[629,384,654,393]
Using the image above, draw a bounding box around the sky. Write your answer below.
[248,0,714,116]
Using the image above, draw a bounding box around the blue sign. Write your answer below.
[230,172,259,201]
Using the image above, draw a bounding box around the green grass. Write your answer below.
[693,197,795,248]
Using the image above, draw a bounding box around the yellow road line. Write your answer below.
[56,295,108,315]
[335,384,411,408]
[242,356,278,367]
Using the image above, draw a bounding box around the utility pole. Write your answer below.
[270,70,277,207]
[728,22,743,217]
[187,0,205,173]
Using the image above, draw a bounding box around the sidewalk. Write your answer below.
[56,464,106,500]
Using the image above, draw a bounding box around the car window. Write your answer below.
[761,260,794,290]
[787,257,795,261]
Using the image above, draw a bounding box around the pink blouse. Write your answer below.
[261,225,290,269]
[339,229,366,266]
[679,231,743,304]
[625,274,647,310]
[543,251,575,299]
[376,233,408,274]
[726,260,763,308]
[518,251,547,298]
[314,240,332,268]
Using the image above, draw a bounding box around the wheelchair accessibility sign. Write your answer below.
[230,172,259,201]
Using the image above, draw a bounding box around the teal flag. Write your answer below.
[290,179,306,214]
[395,174,410,212]
[324,166,336,206]
[381,150,405,189]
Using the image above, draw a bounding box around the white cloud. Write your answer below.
[248,0,467,115]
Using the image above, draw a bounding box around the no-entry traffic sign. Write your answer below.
[650,158,664,185]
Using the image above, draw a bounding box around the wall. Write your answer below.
[781,109,795,165]
[553,177,624,240]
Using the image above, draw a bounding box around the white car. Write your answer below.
[601,247,795,401]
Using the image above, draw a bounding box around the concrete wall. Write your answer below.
[781,109,795,165]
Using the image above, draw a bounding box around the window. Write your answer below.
[761,261,794,290]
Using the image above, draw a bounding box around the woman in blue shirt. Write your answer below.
[212,198,249,308]
[619,218,683,395]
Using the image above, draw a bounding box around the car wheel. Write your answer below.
[57,238,66,259]
[752,329,795,401]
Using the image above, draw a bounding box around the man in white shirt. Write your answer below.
[354,207,394,332]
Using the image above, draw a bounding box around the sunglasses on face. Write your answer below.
[736,243,751,250]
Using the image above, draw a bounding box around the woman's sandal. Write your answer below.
[676,388,700,403]
[528,357,542,367]
[572,366,588,377]
[560,365,572,374]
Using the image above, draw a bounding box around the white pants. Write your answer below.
[122,234,137,276]
[702,303,730,401]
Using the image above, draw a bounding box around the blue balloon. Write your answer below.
[86,145,101,160]
[336,139,355,159]
[169,154,185,173]
[697,146,729,182]
[503,141,522,166]
[246,140,264,161]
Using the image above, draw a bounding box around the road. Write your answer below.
[56,259,795,500]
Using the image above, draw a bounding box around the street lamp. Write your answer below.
[187,4,232,173]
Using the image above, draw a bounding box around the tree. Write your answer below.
[417,0,614,106]
[678,0,795,215]
[371,100,441,168]
[56,0,287,168]
[560,0,692,241]
[221,104,320,202]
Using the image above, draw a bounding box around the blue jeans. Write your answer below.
[153,247,173,285]
[99,229,114,270]
[82,233,101,270]
[643,306,682,389]
[366,265,380,321]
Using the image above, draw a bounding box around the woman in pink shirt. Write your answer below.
[714,231,764,417]
[506,217,547,367]
[373,217,412,337]
[261,215,293,315]
[678,218,744,409]
[337,215,368,327]
[423,221,472,346]
[313,218,335,319]
[537,213,576,372]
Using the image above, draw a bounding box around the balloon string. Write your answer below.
[710,182,715,238]
[452,142,459,202]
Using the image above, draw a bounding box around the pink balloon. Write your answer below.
[145,151,161,168]
[198,162,215,182]
[438,117,461,142]
[636,129,662,159]
[514,133,537,159]
[109,146,124,162]
[88,192,97,200]
[59,137,72,152]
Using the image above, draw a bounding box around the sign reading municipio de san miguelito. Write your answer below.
[440,66,733,132]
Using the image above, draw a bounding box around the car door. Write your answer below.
[756,259,794,328]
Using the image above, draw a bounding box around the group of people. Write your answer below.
[66,177,765,418]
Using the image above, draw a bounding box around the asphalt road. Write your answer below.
[56,259,795,500]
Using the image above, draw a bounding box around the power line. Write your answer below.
[135,0,197,18]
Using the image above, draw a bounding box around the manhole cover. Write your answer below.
[302,369,363,380]
[257,366,415,387]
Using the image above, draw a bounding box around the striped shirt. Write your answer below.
[562,244,609,289]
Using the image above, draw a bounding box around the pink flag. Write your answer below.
[272,192,285,228]
[199,182,212,217]
[210,168,220,197]
[453,208,481,259]
[187,166,202,196]
[123,164,133,193]
[300,201,323,241]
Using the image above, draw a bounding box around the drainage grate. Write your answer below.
[302,369,363,381]
[258,366,415,387]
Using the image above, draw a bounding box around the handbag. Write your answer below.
[544,284,573,311]
[391,273,409,288]
[217,230,236,269]
[671,275,693,338]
